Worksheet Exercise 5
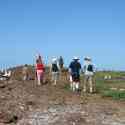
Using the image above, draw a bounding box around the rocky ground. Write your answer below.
[0,78,125,125]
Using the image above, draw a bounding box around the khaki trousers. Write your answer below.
[83,75,95,93]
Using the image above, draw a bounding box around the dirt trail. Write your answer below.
[0,80,125,125]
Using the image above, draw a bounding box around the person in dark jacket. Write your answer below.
[69,57,81,91]
[58,56,64,70]
[50,58,59,85]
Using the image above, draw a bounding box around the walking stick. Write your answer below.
[33,56,37,85]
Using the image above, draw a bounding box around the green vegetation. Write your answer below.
[63,83,70,91]
[63,71,125,100]
[95,71,125,100]
[95,71,125,79]
[102,90,125,100]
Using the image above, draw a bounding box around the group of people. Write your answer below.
[69,56,96,93]
[35,55,64,85]
[23,54,96,94]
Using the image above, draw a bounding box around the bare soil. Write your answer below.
[0,79,125,125]
[0,67,125,125]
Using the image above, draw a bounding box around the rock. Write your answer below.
[110,88,117,90]
[119,88,125,91]
[0,112,18,124]
[0,84,6,89]
[19,106,25,111]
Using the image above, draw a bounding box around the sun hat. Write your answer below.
[73,56,79,60]
[84,56,91,61]
[52,58,57,61]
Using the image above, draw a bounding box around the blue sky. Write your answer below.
[0,0,124,70]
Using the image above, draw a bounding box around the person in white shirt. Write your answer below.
[22,64,29,81]
[83,57,96,93]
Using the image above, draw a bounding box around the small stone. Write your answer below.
[20,106,25,111]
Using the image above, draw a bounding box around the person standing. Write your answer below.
[22,64,29,81]
[58,56,64,71]
[83,57,96,93]
[35,56,45,85]
[69,57,81,92]
[50,58,59,85]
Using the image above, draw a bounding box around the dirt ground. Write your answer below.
[0,78,125,125]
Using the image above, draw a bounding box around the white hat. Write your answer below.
[73,57,79,60]
[84,56,91,61]
[52,58,57,61]
[52,58,57,64]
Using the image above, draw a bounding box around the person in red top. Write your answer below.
[36,56,45,85]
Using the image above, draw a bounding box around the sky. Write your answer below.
[0,0,124,70]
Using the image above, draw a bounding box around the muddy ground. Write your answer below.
[0,78,125,125]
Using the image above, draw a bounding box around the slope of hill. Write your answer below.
[0,66,125,125]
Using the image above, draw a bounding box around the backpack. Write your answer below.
[52,64,59,72]
[59,58,63,65]
[87,64,93,72]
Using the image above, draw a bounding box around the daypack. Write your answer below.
[52,64,59,72]
[87,64,93,72]
[59,58,63,65]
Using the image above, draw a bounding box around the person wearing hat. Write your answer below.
[69,57,81,91]
[83,57,96,93]
[50,58,59,85]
